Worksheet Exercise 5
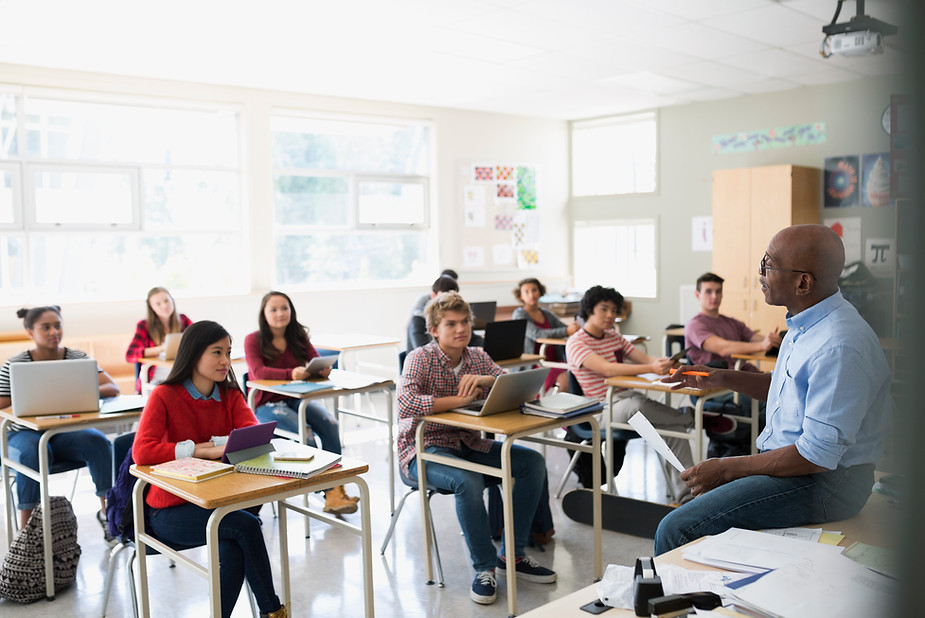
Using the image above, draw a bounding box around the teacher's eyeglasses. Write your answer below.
[758,253,816,280]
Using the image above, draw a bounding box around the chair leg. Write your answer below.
[380,488,415,555]
[244,580,258,618]
[69,467,81,502]
[101,541,132,617]
[555,445,586,499]
[425,491,445,587]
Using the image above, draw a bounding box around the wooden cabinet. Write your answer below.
[712,165,820,334]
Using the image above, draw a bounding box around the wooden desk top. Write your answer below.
[731,352,778,365]
[131,457,369,510]
[604,375,726,398]
[496,353,542,367]
[536,337,567,346]
[248,376,393,399]
[309,333,401,351]
[424,409,594,436]
[0,407,142,431]
[664,327,685,337]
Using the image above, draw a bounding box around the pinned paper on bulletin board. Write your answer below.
[865,238,894,278]
[691,216,712,252]
[825,217,862,263]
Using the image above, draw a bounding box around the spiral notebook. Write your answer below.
[232,439,341,479]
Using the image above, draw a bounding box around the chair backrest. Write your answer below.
[665,323,685,357]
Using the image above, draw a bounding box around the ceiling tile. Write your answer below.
[704,4,825,47]
[626,0,769,20]
[643,22,769,60]
[417,27,547,63]
[446,8,591,50]
[659,60,764,88]
[598,71,699,95]
[720,48,831,77]
[736,78,801,94]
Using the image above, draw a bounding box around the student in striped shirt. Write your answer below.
[566,285,694,503]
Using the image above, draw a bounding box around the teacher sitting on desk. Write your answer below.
[133,320,289,618]
[0,305,118,540]
[243,290,357,515]
[656,224,892,554]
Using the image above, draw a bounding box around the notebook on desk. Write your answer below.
[10,359,101,417]
[470,301,497,330]
[483,319,527,361]
[450,367,549,416]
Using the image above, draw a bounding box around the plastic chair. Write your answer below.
[380,465,500,587]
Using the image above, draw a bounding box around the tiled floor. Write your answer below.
[0,392,677,617]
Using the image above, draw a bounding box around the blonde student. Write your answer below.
[0,306,118,539]
[243,290,357,515]
[133,320,289,618]
[125,286,193,393]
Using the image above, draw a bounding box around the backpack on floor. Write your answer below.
[0,496,81,603]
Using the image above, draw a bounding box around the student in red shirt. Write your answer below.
[133,321,289,618]
[124,286,193,393]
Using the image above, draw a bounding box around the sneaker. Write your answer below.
[97,509,117,548]
[496,555,557,583]
[470,570,497,604]
[703,413,737,436]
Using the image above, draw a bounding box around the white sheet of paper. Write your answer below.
[627,411,685,472]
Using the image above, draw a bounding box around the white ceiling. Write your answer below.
[0,0,908,119]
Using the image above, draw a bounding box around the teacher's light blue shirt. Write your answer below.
[758,290,892,469]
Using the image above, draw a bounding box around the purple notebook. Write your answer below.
[221,421,277,464]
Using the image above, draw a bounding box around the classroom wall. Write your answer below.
[572,73,903,344]
[0,64,571,368]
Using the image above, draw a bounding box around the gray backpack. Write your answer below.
[0,496,82,603]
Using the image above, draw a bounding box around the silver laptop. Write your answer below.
[157,332,184,360]
[10,359,101,417]
[451,367,550,416]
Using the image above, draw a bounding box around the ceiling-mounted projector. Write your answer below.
[820,0,897,58]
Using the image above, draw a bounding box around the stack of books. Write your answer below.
[520,392,603,419]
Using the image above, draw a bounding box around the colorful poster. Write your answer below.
[495,165,515,181]
[473,165,493,182]
[517,165,536,210]
[825,216,862,263]
[824,155,860,208]
[496,182,516,204]
[860,153,891,207]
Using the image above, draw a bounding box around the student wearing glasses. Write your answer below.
[0,306,118,539]
[657,225,892,554]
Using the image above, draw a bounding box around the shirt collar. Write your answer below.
[785,289,843,337]
[182,377,222,402]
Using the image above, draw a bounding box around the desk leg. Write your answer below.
[750,398,759,455]
[605,386,616,495]
[501,437,518,617]
[207,508,225,617]
[589,417,603,580]
[279,498,290,607]
[133,479,151,618]
[386,393,395,514]
[1,419,12,551]
[355,476,374,618]
[692,398,706,464]
[415,422,435,584]
[38,431,54,599]
[298,400,312,533]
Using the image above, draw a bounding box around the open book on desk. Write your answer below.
[232,438,341,480]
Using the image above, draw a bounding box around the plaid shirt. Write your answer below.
[397,342,504,476]
[124,315,192,392]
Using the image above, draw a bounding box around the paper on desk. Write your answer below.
[327,369,383,389]
[636,372,670,383]
[683,528,844,573]
[628,411,685,472]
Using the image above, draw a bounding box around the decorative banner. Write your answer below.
[860,152,891,207]
[824,155,860,208]
[712,122,826,154]
[517,165,536,210]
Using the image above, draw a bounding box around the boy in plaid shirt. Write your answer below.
[397,291,555,605]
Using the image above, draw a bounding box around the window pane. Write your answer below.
[0,94,16,158]
[28,233,246,298]
[33,170,134,225]
[274,175,349,226]
[358,181,425,225]
[276,231,427,285]
[144,169,240,231]
[574,221,657,298]
[0,169,14,223]
[271,116,429,174]
[24,97,239,167]
[572,113,657,196]
[0,235,24,288]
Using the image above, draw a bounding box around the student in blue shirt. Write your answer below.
[655,224,892,554]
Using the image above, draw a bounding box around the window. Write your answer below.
[0,91,243,300]
[271,113,432,288]
[573,219,657,299]
[571,112,657,197]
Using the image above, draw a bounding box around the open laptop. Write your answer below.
[9,359,146,417]
[483,319,527,362]
[450,367,549,416]
[470,301,497,330]
[158,332,184,361]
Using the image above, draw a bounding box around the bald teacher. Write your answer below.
[655,224,892,554]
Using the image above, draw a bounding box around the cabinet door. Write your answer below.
[712,168,752,300]
[749,166,794,332]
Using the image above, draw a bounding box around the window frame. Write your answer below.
[0,161,22,229]
[572,217,659,300]
[570,110,659,198]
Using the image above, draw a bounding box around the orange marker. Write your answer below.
[668,369,709,377]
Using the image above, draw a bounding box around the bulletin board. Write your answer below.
[459,162,539,270]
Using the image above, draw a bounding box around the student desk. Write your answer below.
[603,377,749,489]
[731,352,778,372]
[520,478,898,617]
[496,353,543,372]
[309,333,402,375]
[415,409,603,617]
[131,455,373,618]
[246,374,397,511]
[0,406,142,600]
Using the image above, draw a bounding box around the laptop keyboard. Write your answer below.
[460,399,486,411]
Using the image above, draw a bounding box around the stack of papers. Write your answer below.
[683,528,845,573]
[520,392,603,419]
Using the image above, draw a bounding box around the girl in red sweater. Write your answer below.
[133,320,289,618]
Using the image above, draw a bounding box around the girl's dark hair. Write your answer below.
[17,306,62,330]
[163,321,240,392]
[512,277,547,303]
[578,286,624,320]
[257,291,310,364]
